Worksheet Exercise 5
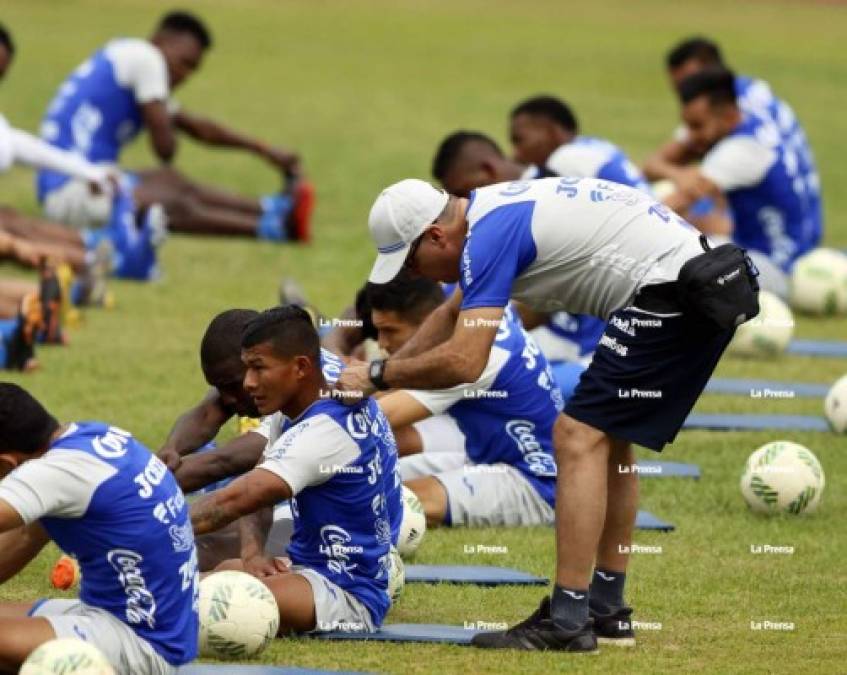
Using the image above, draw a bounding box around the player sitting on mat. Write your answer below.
[369,272,562,528]
[36,12,313,281]
[0,383,199,675]
[190,306,395,634]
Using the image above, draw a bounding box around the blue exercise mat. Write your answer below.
[684,413,830,432]
[636,460,700,478]
[635,510,675,531]
[705,378,830,398]
[179,668,369,675]
[314,623,479,645]
[406,565,547,585]
[787,339,847,358]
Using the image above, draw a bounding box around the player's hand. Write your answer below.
[158,448,183,472]
[333,363,375,405]
[261,145,301,176]
[243,555,290,579]
[673,167,716,201]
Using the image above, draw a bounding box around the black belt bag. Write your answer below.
[676,235,760,329]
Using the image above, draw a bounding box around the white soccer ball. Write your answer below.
[824,374,847,433]
[789,248,847,315]
[387,545,405,604]
[740,441,825,515]
[20,639,114,675]
[727,291,794,357]
[199,570,280,659]
[398,485,427,557]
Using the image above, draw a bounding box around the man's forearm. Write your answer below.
[386,340,479,390]
[0,523,49,584]
[176,112,264,154]
[174,432,265,493]
[393,301,458,359]
[160,401,229,458]
[191,485,246,535]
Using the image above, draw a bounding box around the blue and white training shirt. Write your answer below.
[0,422,199,666]
[460,177,703,320]
[404,306,562,506]
[257,397,396,627]
[37,39,171,201]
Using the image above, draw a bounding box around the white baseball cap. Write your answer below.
[367,179,449,284]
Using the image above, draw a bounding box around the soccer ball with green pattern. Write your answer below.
[199,570,280,659]
[387,545,405,604]
[824,374,847,434]
[789,248,847,315]
[20,639,114,675]
[728,291,794,358]
[398,485,427,557]
[740,441,825,514]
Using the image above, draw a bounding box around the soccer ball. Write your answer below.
[397,485,427,557]
[199,570,280,659]
[387,545,405,604]
[727,291,794,357]
[20,639,114,675]
[789,248,847,315]
[740,441,825,515]
[824,374,847,433]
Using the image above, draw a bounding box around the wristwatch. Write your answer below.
[368,359,390,391]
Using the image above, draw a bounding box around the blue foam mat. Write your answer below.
[179,668,369,675]
[314,623,479,645]
[406,565,546,585]
[683,413,830,431]
[705,378,830,398]
[636,460,700,478]
[635,510,675,531]
[787,339,847,358]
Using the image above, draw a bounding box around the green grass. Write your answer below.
[1,0,846,673]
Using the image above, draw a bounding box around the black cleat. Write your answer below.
[470,597,598,652]
[591,605,636,647]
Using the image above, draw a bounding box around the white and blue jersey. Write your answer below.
[701,112,822,270]
[0,422,199,666]
[524,136,652,361]
[257,397,395,626]
[405,306,562,506]
[255,349,402,547]
[460,177,702,320]
[37,39,170,202]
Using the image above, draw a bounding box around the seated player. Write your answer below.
[0,383,198,674]
[369,273,562,528]
[662,68,819,295]
[190,306,394,633]
[431,129,595,392]
[37,12,313,280]
[0,279,44,371]
[0,25,112,301]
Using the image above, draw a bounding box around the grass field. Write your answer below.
[1,1,846,673]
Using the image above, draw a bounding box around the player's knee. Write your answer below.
[554,414,608,461]
[405,479,447,527]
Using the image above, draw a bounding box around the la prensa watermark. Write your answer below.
[749,544,794,555]
[464,620,509,630]
[317,317,364,328]
[319,388,364,400]
[618,543,663,554]
[750,620,795,631]
[463,543,509,555]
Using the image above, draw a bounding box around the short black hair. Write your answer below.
[158,10,212,49]
[510,95,579,134]
[367,270,445,322]
[242,305,320,363]
[353,285,378,341]
[200,308,259,369]
[666,37,723,70]
[0,23,14,57]
[432,131,503,182]
[0,383,59,455]
[678,68,737,106]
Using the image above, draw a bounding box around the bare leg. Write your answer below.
[404,476,448,527]
[0,207,84,247]
[595,439,638,574]
[0,613,56,673]
[0,213,87,273]
[553,413,612,589]
[135,167,263,216]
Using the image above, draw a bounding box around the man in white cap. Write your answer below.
[336,176,758,651]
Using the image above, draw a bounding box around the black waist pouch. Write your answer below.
[676,235,760,329]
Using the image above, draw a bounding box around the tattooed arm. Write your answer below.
[190,468,292,535]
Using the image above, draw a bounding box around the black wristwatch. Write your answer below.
[369,359,390,391]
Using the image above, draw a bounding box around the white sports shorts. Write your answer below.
[43,178,112,230]
[292,566,376,633]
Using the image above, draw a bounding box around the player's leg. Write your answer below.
[0,206,86,246]
[403,475,449,527]
[135,167,262,215]
[0,616,56,672]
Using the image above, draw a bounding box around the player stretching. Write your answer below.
[0,383,198,674]
[190,306,396,634]
[337,177,758,650]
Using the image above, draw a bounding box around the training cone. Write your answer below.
[50,555,80,590]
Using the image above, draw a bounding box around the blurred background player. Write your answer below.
[37,10,314,279]
[369,273,562,529]
[661,68,820,297]
[190,306,394,634]
[0,383,198,674]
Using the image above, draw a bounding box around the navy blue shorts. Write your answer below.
[564,300,734,451]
